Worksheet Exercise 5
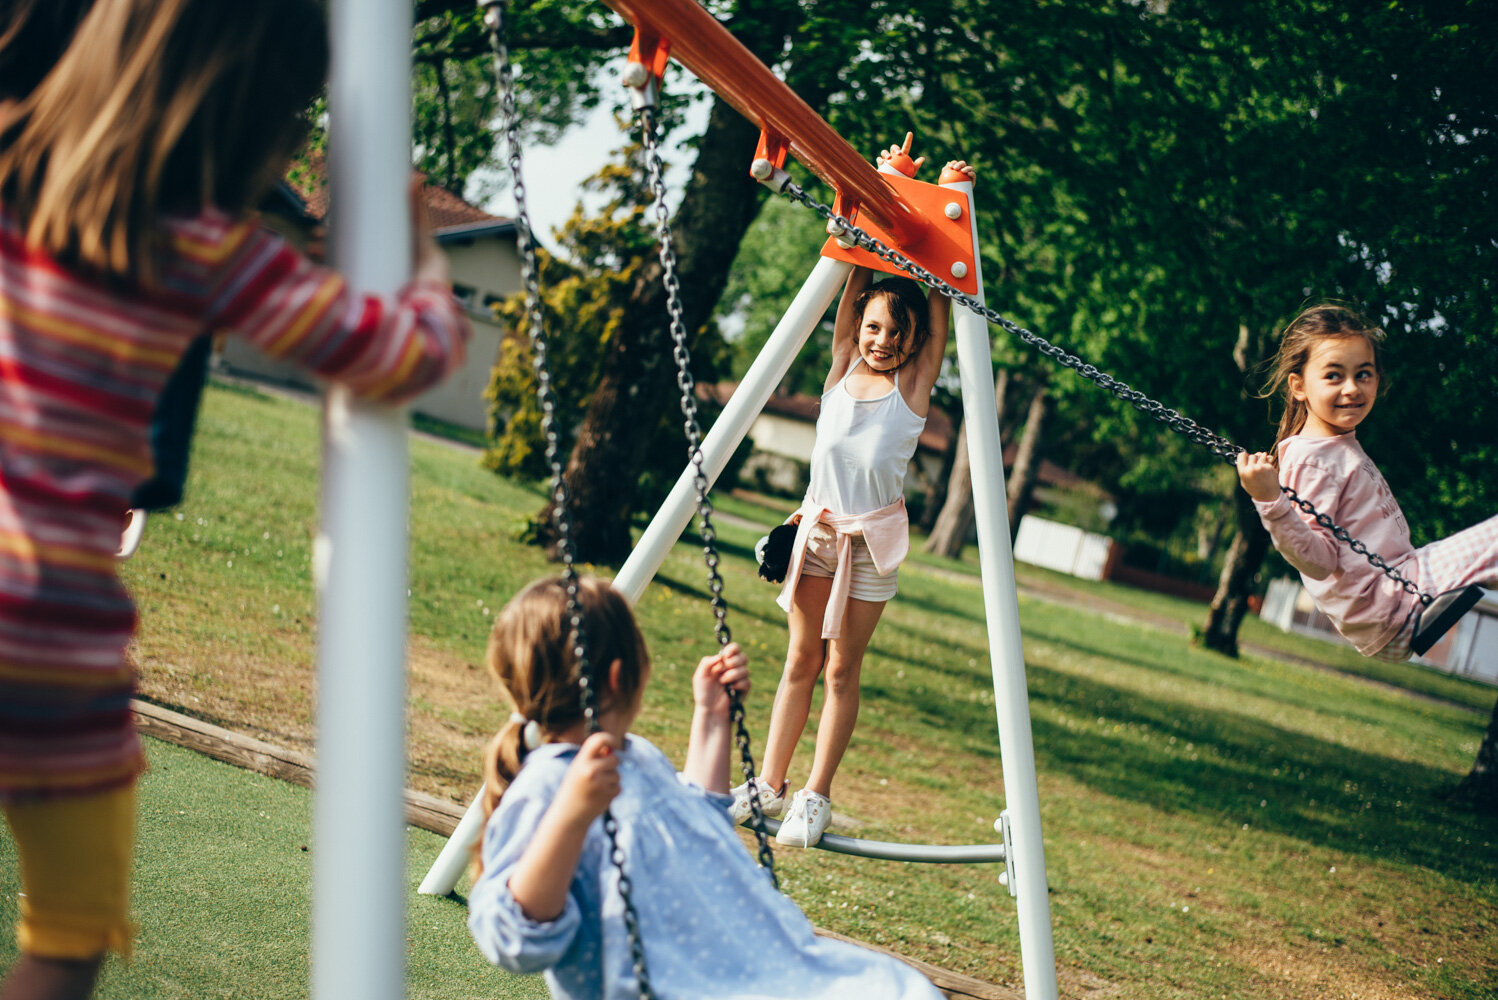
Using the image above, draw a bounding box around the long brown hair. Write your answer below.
[1260,303,1386,464]
[0,0,327,283]
[478,577,650,839]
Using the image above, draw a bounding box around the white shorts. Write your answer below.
[798,522,899,603]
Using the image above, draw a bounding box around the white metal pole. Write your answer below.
[612,255,851,603]
[947,179,1059,1000]
[418,255,853,896]
[416,790,486,897]
[314,2,412,998]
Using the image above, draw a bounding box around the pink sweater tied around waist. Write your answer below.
[775,496,909,639]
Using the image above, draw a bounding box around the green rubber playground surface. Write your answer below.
[0,737,545,1000]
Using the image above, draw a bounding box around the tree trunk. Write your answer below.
[534,101,766,562]
[1200,479,1270,656]
[1201,319,1272,654]
[533,2,819,564]
[925,369,1008,558]
[1452,694,1498,813]
[918,407,962,535]
[1005,376,1052,544]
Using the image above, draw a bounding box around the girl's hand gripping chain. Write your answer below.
[556,732,623,827]
[692,643,750,720]
[508,732,621,922]
[1236,450,1282,503]
[684,643,749,794]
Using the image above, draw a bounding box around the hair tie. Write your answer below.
[509,711,543,752]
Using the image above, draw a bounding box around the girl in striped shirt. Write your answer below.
[0,1,469,996]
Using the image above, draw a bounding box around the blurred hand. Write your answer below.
[409,173,450,285]
[876,131,925,176]
[939,160,976,185]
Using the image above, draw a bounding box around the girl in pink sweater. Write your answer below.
[1236,305,1495,660]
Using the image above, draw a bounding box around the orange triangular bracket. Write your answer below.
[624,26,671,108]
[821,172,978,296]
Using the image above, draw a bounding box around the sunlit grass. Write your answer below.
[113,380,1498,1000]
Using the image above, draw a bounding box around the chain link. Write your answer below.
[482,5,655,996]
[638,107,781,884]
[781,180,1431,605]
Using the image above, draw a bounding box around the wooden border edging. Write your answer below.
[131,699,1020,1000]
[131,700,467,835]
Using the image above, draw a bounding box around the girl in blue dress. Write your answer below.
[467,576,942,1000]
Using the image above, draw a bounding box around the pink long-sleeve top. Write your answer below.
[1253,433,1418,655]
[0,208,470,800]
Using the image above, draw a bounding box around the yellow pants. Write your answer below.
[3,785,136,960]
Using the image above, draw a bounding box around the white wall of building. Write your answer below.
[218,231,520,434]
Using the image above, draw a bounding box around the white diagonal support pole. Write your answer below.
[418,255,852,895]
[315,1,412,998]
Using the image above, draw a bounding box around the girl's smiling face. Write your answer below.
[1290,335,1380,437]
[857,296,907,373]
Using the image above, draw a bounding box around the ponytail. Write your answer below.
[473,718,529,878]
[471,575,651,877]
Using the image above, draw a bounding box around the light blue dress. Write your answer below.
[468,736,943,1000]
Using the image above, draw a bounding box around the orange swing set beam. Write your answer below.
[600,0,931,249]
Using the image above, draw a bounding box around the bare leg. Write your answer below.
[805,596,887,799]
[760,575,834,789]
[0,955,103,1000]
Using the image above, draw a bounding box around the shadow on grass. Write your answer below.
[645,572,791,632]
[1023,662,1498,883]
[1026,617,1479,734]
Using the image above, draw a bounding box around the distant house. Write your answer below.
[217,181,519,434]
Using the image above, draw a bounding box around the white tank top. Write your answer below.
[806,359,928,515]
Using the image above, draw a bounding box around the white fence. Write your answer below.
[1013,516,1115,581]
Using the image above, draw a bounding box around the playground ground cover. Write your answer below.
[89,379,1498,998]
[0,737,541,1000]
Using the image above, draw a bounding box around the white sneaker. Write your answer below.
[117,509,148,559]
[775,788,831,847]
[729,777,786,824]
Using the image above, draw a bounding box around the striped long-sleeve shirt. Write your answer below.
[0,208,470,800]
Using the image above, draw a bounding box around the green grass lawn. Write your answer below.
[84,379,1498,999]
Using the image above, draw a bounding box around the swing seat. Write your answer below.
[1410,585,1485,656]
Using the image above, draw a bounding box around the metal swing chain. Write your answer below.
[637,105,780,885]
[779,180,1431,605]
[480,5,655,996]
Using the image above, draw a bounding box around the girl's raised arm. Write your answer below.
[827,264,873,392]
[681,643,749,793]
[905,160,974,402]
[907,285,952,400]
